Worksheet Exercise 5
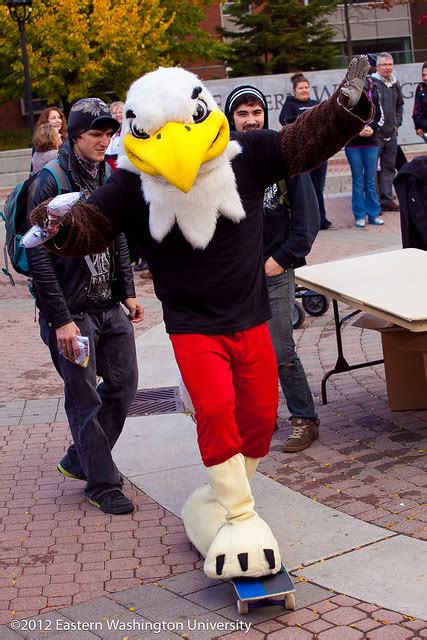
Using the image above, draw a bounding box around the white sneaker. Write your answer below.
[355,219,366,228]
[369,217,384,225]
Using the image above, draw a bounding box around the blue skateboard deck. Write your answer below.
[232,565,295,614]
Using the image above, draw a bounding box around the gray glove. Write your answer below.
[340,55,370,109]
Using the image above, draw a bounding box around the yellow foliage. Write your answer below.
[0,0,222,104]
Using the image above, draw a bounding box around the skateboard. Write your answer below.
[232,565,295,615]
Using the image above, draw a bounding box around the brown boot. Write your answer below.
[283,418,319,453]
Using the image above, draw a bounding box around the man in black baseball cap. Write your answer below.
[66,98,120,164]
[67,98,120,140]
[26,97,143,515]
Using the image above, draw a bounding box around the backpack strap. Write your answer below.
[42,159,73,194]
[103,162,113,183]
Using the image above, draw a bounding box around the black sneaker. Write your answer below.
[381,201,400,212]
[57,462,86,481]
[320,220,336,230]
[89,490,134,515]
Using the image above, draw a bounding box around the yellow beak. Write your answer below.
[123,110,230,193]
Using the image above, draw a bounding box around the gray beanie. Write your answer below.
[67,98,120,140]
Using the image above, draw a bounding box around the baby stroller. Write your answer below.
[293,285,330,329]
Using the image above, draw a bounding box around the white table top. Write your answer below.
[295,248,427,332]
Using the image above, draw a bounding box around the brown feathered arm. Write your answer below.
[281,89,374,176]
[30,199,115,257]
[281,55,375,176]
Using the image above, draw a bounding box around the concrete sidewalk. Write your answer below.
[0,195,426,639]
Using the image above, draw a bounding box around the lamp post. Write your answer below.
[6,0,35,134]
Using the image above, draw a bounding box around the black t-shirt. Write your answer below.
[88,129,288,334]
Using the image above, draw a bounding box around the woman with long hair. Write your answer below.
[31,123,62,174]
[36,107,67,142]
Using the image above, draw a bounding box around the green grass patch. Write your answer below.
[0,129,31,152]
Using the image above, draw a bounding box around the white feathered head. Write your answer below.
[117,67,230,193]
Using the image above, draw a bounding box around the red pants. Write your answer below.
[170,323,278,467]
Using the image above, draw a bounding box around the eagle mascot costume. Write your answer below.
[30,57,373,580]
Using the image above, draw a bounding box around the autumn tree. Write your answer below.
[220,0,339,77]
[0,0,224,106]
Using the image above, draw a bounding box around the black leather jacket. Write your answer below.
[27,142,135,329]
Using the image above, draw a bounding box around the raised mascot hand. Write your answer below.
[340,55,370,109]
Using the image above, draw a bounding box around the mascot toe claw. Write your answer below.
[204,515,281,579]
[264,548,276,569]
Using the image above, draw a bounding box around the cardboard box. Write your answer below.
[353,313,427,411]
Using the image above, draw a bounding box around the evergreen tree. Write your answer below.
[221,0,340,77]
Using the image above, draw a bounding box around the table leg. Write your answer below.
[321,300,384,404]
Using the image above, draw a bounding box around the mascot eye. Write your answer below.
[192,99,209,123]
[130,121,150,139]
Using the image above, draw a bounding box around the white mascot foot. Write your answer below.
[181,457,259,558]
[204,515,280,579]
[181,484,226,557]
[203,453,281,579]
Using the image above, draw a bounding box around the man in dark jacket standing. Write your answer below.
[224,86,321,452]
[371,52,404,211]
[27,98,144,514]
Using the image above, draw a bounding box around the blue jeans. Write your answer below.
[345,145,381,222]
[267,269,318,422]
[40,305,138,500]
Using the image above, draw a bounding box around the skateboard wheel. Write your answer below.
[237,600,249,615]
[285,593,296,610]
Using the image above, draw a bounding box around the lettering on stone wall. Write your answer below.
[206,63,425,145]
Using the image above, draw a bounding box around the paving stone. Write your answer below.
[353,618,383,632]
[159,569,218,595]
[286,606,322,627]
[185,583,237,611]
[110,582,179,609]
[372,609,406,624]
[142,596,210,624]
[269,627,313,639]
[322,606,366,625]
[253,619,284,633]
[365,625,414,639]
[402,619,427,631]
[0,625,26,639]
[303,618,334,633]
[317,628,363,639]
[309,599,338,614]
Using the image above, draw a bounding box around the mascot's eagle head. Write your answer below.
[118,67,230,193]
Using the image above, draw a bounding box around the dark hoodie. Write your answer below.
[394,155,427,250]
[224,85,319,270]
[279,96,319,126]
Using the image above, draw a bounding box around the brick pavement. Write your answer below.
[0,195,426,637]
